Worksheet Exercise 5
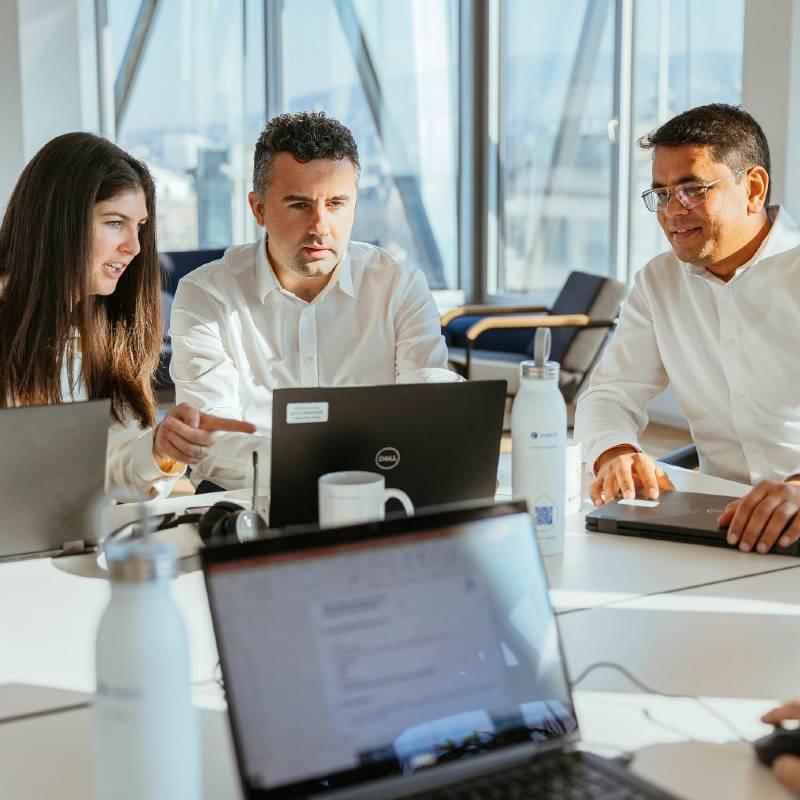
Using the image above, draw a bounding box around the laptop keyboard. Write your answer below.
[413,751,666,800]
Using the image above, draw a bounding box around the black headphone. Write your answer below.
[105,502,267,547]
[194,501,265,543]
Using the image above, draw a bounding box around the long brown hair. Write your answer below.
[0,132,161,427]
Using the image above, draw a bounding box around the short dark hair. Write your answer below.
[252,111,360,197]
[638,103,771,204]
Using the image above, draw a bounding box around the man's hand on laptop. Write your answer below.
[153,403,257,467]
[717,479,800,554]
[590,445,675,507]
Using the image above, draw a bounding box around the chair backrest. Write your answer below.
[526,271,606,363]
[561,274,625,374]
[160,248,226,295]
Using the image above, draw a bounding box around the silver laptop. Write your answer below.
[0,400,109,561]
[202,502,677,799]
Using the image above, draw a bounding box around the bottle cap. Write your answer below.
[521,327,560,380]
[104,539,177,583]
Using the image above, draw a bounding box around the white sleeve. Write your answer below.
[393,268,458,382]
[105,421,183,501]
[169,278,267,491]
[573,270,670,473]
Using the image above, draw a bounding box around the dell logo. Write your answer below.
[375,447,400,470]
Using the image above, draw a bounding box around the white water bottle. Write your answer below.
[95,539,201,800]
[511,328,567,556]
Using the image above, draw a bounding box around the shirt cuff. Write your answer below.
[133,431,187,483]
[586,436,642,476]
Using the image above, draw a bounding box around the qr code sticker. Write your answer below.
[534,506,553,526]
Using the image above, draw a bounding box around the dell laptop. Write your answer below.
[0,399,110,561]
[585,490,800,556]
[202,501,678,799]
[269,381,506,528]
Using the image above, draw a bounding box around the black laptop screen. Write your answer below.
[206,511,578,796]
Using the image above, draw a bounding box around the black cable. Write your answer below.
[570,660,749,742]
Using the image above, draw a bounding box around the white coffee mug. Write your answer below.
[318,471,414,529]
[565,438,582,517]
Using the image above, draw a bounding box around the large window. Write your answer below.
[108,0,265,252]
[103,0,745,297]
[498,0,615,299]
[629,0,745,272]
[277,0,460,290]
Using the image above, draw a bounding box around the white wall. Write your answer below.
[0,0,99,213]
[742,0,800,220]
[0,1,25,212]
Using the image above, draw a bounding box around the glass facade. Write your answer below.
[105,0,745,297]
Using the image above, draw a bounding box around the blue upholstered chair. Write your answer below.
[157,248,226,390]
[443,271,625,403]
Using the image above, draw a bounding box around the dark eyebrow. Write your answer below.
[281,194,351,203]
[100,211,148,222]
[651,175,705,189]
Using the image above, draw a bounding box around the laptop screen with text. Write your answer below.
[205,510,578,796]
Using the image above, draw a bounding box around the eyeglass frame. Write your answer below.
[641,167,752,213]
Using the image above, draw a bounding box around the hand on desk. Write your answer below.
[153,403,257,467]
[717,480,800,554]
[589,446,675,507]
[761,701,800,791]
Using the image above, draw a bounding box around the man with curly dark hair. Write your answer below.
[169,112,457,491]
[575,103,800,557]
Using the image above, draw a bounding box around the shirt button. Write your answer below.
[734,393,745,401]
[305,356,314,365]
[724,338,735,348]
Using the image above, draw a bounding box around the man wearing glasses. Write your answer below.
[574,103,800,556]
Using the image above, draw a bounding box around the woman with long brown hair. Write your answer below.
[0,132,253,499]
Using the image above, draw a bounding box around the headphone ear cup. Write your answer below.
[198,502,244,544]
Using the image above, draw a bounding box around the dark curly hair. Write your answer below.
[252,111,360,197]
[638,103,771,204]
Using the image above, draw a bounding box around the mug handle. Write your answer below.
[383,488,414,517]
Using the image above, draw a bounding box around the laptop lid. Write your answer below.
[202,501,580,800]
[0,399,110,560]
[585,491,800,555]
[269,381,506,528]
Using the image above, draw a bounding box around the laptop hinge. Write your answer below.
[596,518,618,533]
[60,540,88,556]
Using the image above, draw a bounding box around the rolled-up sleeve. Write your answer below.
[574,271,669,473]
[106,422,183,500]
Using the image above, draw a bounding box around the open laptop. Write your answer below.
[0,399,109,561]
[269,381,506,528]
[585,490,800,556]
[202,501,678,799]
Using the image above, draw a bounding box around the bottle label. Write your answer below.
[533,493,558,536]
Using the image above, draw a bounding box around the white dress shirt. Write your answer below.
[169,237,456,489]
[61,345,181,500]
[575,206,800,485]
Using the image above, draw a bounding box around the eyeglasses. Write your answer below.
[641,168,750,213]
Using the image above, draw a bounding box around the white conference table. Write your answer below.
[0,455,797,798]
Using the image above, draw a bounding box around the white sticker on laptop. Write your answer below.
[619,498,660,508]
[286,402,329,424]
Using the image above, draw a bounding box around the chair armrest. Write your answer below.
[656,444,699,470]
[460,316,617,379]
[440,304,550,328]
[465,313,596,342]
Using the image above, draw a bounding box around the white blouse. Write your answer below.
[61,342,181,500]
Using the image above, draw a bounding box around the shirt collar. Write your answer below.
[255,236,356,301]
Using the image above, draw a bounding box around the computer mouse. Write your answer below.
[754,726,800,766]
